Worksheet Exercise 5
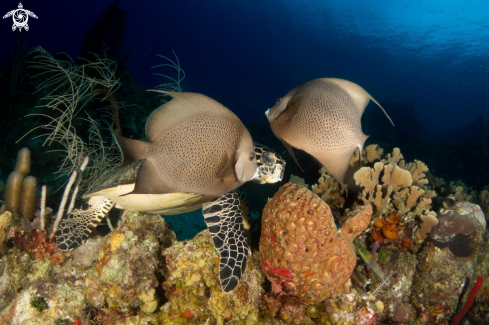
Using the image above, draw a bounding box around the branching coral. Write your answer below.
[311,167,345,208]
[353,147,437,246]
[415,210,438,242]
[448,180,475,202]
[426,173,446,193]
[403,160,429,186]
[354,161,414,212]
[383,147,404,165]
[364,144,384,163]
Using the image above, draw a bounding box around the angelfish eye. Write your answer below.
[277,98,282,103]
[249,154,255,161]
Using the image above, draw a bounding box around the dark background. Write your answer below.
[0,0,488,195]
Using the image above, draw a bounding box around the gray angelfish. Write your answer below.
[55,91,287,292]
[266,78,394,189]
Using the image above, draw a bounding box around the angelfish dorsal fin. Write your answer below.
[114,135,147,167]
[322,78,395,127]
[145,91,232,141]
[126,159,173,195]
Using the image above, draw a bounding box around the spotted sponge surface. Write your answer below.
[259,182,371,304]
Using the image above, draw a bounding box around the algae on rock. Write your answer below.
[160,230,264,325]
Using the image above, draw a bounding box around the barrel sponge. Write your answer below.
[15,147,31,177]
[5,171,24,213]
[20,176,37,221]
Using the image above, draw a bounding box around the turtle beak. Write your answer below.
[251,167,266,184]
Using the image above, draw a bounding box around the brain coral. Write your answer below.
[260,182,371,304]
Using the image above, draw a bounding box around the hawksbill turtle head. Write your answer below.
[251,143,285,184]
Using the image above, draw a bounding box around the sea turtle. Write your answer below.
[2,3,38,32]
[55,91,286,292]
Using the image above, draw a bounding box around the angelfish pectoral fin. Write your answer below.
[219,153,238,182]
[55,196,115,251]
[202,190,250,292]
[285,98,301,120]
[281,140,304,172]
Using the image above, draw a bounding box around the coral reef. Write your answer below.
[0,279,86,323]
[260,182,371,304]
[160,230,263,325]
[0,210,176,323]
[0,103,488,325]
[351,147,439,248]
[311,167,345,210]
[411,241,479,324]
[88,211,175,314]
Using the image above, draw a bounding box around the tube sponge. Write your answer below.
[15,147,31,177]
[20,176,37,221]
[5,171,23,213]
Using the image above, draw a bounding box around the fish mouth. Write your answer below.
[264,108,270,118]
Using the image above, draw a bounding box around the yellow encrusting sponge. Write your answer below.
[20,176,37,221]
[5,171,24,213]
[15,147,31,177]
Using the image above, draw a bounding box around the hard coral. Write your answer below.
[92,211,175,314]
[161,230,263,325]
[259,183,372,304]
[0,279,87,323]
[311,167,345,209]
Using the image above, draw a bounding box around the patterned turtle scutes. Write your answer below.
[87,160,143,195]
[202,190,250,292]
[55,196,115,251]
[253,143,286,184]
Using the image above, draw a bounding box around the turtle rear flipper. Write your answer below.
[203,190,250,292]
[56,196,114,250]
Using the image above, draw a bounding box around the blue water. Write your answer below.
[2,0,488,136]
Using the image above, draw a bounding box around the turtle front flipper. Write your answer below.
[55,196,115,250]
[202,190,250,292]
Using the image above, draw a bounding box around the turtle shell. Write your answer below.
[83,160,205,215]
